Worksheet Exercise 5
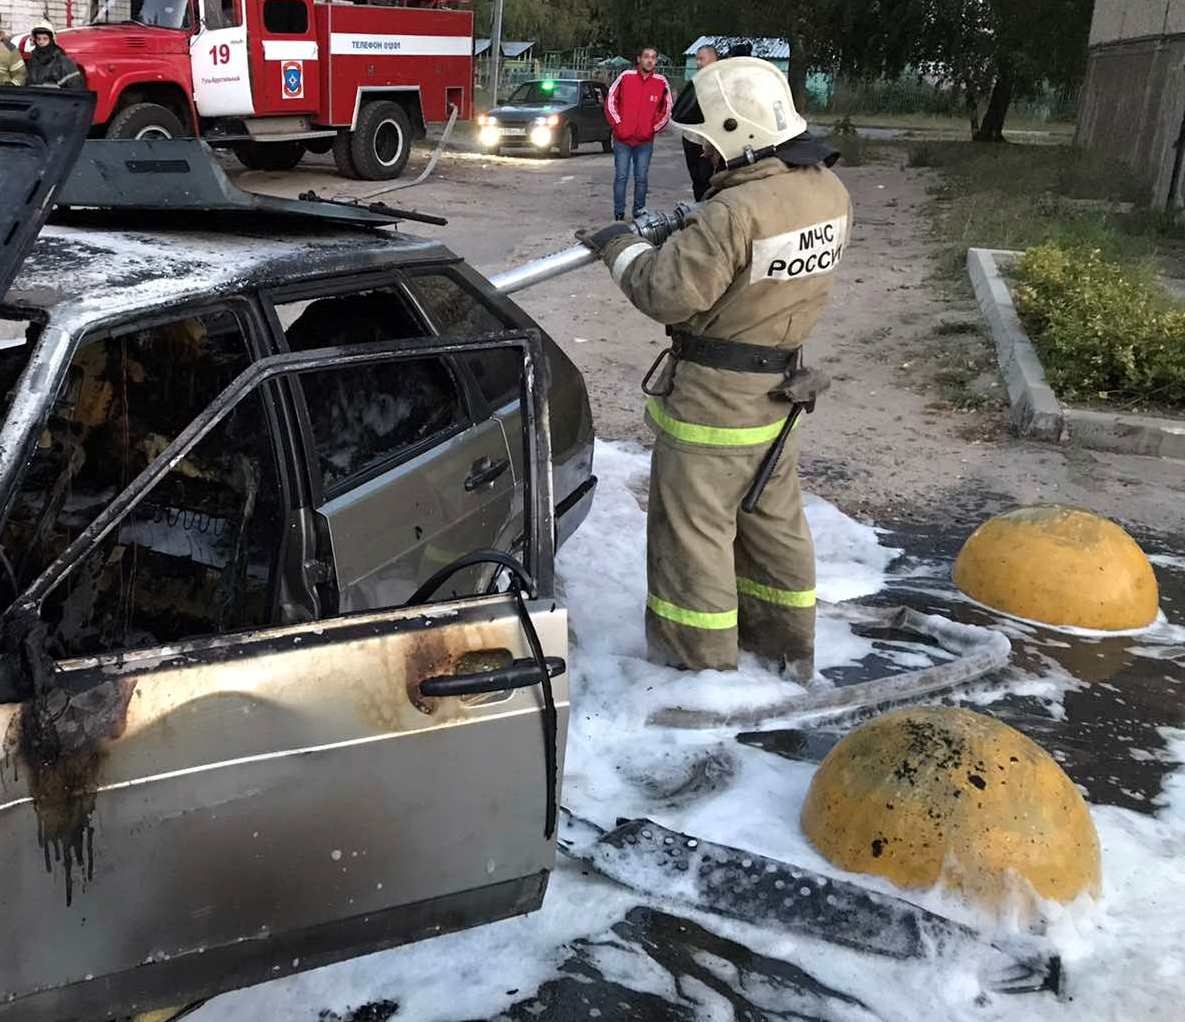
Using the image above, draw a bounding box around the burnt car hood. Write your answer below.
[0,89,95,302]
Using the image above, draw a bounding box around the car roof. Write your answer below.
[3,222,457,331]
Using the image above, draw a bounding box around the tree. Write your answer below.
[911,0,1093,141]
[472,0,608,52]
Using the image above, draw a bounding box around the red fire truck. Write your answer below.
[28,0,473,179]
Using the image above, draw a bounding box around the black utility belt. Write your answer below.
[672,333,798,373]
[642,332,799,396]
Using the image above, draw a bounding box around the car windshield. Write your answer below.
[507,82,578,106]
[89,0,192,29]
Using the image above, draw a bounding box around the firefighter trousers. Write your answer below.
[645,429,816,675]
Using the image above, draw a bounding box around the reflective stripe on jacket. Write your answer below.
[601,157,852,449]
[26,44,83,89]
[0,41,25,86]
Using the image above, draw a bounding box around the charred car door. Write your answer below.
[267,282,516,608]
[403,266,596,552]
[0,330,568,1022]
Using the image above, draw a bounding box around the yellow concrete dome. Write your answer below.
[953,505,1158,631]
[800,708,1100,916]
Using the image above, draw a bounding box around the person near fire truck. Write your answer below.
[605,45,672,221]
[25,20,83,89]
[577,57,851,681]
[0,14,27,86]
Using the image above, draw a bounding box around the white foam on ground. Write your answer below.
[195,441,1185,1021]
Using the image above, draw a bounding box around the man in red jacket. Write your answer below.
[606,46,672,220]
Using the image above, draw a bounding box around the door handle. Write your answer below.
[464,455,511,491]
[419,656,566,697]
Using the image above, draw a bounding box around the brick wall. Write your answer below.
[2,0,79,36]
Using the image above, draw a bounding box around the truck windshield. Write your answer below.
[89,0,192,29]
[508,82,579,106]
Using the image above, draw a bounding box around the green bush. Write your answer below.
[827,115,867,166]
[1013,244,1185,408]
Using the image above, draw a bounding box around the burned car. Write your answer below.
[0,91,593,1021]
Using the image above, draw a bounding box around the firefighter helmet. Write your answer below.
[30,18,55,37]
[671,57,807,167]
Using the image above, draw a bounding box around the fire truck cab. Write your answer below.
[34,0,473,179]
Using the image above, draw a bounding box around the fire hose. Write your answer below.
[488,203,698,295]
[485,204,1013,716]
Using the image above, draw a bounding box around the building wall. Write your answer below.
[1090,0,1185,46]
[1,0,73,36]
[1079,1,1185,207]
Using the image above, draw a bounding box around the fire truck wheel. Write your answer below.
[351,101,413,180]
[332,131,361,179]
[106,102,187,141]
[232,141,306,172]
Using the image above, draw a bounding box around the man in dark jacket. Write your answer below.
[605,46,672,220]
[25,20,83,89]
[682,43,717,201]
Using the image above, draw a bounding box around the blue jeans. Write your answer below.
[613,139,654,218]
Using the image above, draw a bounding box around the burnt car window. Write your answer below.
[408,273,521,408]
[0,311,283,658]
[0,319,37,413]
[278,291,468,491]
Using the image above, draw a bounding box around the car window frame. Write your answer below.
[0,295,299,635]
[5,330,557,636]
[260,272,481,507]
[401,263,520,415]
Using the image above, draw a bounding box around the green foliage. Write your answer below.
[1013,244,1185,409]
[821,77,1076,120]
[826,115,867,166]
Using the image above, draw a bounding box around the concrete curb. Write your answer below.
[967,248,1063,441]
[966,247,1185,461]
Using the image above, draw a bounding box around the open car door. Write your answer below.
[0,331,568,1022]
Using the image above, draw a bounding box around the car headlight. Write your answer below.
[534,115,560,127]
[478,114,497,126]
[529,125,553,148]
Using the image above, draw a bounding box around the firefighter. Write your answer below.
[25,20,83,89]
[0,14,26,85]
[577,57,851,680]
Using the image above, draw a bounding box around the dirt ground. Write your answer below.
[228,133,1185,538]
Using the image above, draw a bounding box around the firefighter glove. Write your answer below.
[575,222,635,255]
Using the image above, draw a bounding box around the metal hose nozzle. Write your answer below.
[489,202,699,295]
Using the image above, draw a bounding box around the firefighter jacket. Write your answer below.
[600,157,852,450]
[25,43,83,89]
[605,68,672,146]
[0,39,25,86]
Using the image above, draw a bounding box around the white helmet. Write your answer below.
[672,56,807,167]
